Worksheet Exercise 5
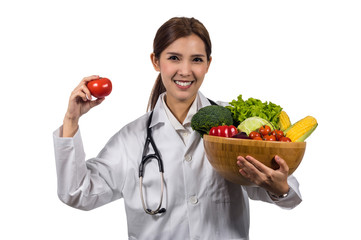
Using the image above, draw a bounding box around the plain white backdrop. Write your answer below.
[1,0,360,239]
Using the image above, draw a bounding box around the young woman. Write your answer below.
[53,17,302,240]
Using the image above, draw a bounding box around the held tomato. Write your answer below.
[87,77,112,98]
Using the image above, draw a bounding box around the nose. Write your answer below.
[178,61,192,77]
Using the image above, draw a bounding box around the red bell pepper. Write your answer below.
[209,125,238,138]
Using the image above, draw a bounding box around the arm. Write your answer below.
[53,75,123,210]
[63,75,104,138]
[53,127,126,211]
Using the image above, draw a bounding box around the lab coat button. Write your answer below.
[189,196,198,204]
[185,155,192,162]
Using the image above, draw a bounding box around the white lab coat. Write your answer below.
[53,91,302,240]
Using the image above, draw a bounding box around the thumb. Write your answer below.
[274,155,289,174]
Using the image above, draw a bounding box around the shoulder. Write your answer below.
[117,112,150,138]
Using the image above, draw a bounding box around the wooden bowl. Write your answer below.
[203,135,306,185]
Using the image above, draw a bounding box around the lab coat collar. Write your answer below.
[149,91,211,129]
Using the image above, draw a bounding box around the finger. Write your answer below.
[237,156,263,179]
[81,75,100,84]
[244,155,273,175]
[70,87,88,102]
[274,155,289,174]
[80,84,92,101]
[237,158,263,185]
[89,97,105,108]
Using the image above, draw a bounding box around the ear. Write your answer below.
[150,53,160,72]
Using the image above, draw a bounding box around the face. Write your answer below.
[151,34,212,106]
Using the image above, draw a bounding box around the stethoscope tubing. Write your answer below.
[138,111,166,215]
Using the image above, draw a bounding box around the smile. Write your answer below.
[174,80,194,87]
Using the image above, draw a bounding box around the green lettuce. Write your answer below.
[226,94,283,128]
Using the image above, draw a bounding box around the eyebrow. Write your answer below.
[166,52,206,58]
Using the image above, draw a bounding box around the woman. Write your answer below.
[53,17,302,240]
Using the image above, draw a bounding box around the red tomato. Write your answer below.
[209,127,218,136]
[249,131,261,139]
[209,125,238,137]
[228,125,238,137]
[259,125,272,136]
[219,125,229,137]
[263,135,276,141]
[280,136,292,142]
[87,77,112,98]
[271,130,284,140]
[252,136,263,141]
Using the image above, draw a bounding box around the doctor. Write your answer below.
[53,17,302,240]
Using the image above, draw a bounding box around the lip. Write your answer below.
[173,80,194,89]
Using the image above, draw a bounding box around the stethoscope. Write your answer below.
[139,111,166,215]
[138,99,216,215]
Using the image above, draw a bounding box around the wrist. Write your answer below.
[63,115,79,137]
[268,186,290,201]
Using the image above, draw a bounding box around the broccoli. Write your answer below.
[191,105,234,137]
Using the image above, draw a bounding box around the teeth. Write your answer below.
[175,80,192,86]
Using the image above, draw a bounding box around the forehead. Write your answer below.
[163,34,206,55]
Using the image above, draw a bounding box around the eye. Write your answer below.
[168,56,179,61]
[193,57,204,62]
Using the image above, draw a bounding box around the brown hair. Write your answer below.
[147,17,212,111]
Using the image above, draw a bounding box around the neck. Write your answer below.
[165,95,195,123]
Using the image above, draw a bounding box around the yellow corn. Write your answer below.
[285,116,318,142]
[279,111,291,131]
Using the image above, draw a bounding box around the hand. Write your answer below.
[237,155,290,196]
[63,75,105,137]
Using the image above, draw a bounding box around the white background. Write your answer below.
[1,0,360,239]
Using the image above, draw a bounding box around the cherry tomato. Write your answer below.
[280,136,292,142]
[263,135,276,141]
[259,125,272,136]
[252,136,263,141]
[87,77,112,98]
[271,130,284,140]
[249,131,261,139]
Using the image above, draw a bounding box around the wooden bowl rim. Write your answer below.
[203,134,306,148]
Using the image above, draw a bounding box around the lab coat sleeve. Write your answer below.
[53,126,126,211]
[244,174,302,209]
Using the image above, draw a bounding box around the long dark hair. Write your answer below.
[147,17,212,111]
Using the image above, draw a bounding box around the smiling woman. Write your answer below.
[53,16,302,240]
[147,17,212,113]
[150,34,212,123]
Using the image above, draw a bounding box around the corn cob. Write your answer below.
[279,111,291,132]
[285,116,318,142]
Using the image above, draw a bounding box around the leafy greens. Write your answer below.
[226,94,283,128]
